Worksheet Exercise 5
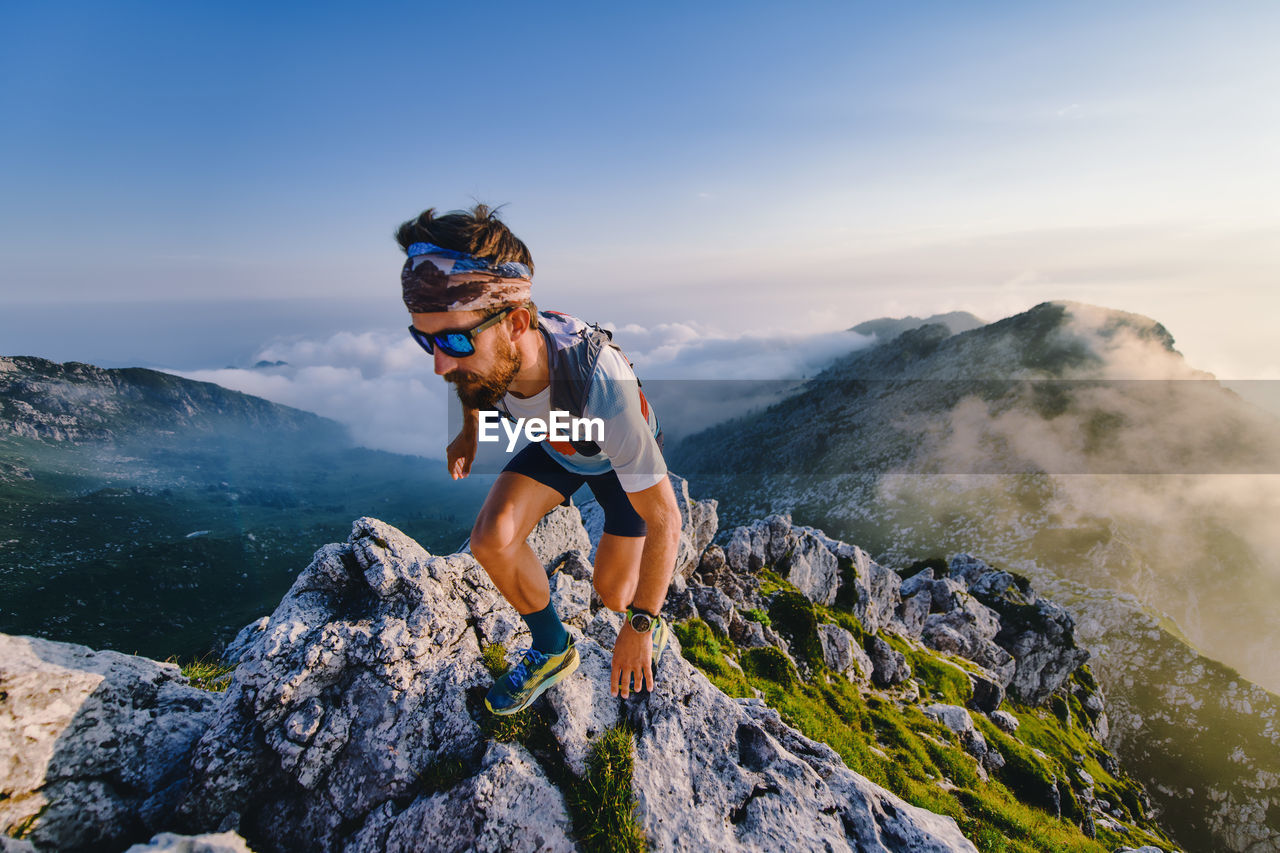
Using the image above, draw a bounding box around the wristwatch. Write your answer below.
[625,606,658,634]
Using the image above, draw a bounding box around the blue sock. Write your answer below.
[521,600,569,655]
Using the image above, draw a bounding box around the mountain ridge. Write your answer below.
[0,481,1179,852]
[664,299,1280,852]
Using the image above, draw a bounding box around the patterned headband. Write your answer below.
[401,242,533,313]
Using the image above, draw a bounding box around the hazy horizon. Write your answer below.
[2,2,1277,391]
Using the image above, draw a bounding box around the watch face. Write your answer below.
[630,612,652,633]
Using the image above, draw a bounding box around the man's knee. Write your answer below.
[470,512,519,564]
[593,577,631,613]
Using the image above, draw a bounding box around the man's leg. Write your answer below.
[592,533,645,612]
[470,469,568,614]
[471,440,589,660]
[473,444,588,715]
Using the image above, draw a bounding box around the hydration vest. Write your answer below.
[494,310,653,458]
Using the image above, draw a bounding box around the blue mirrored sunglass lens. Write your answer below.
[441,333,473,354]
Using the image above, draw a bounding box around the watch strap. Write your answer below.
[626,606,658,632]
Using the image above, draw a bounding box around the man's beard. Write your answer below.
[446,335,522,410]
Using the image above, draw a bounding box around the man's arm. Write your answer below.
[625,477,682,614]
[448,406,481,479]
[610,476,682,698]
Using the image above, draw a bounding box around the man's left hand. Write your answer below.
[611,622,653,698]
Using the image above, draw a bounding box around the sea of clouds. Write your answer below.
[174,321,874,459]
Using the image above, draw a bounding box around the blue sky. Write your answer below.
[2,1,1277,387]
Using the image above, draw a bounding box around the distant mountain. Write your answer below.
[0,356,489,660]
[0,356,347,449]
[849,311,986,342]
[667,300,1280,852]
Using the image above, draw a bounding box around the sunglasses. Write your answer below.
[408,306,514,358]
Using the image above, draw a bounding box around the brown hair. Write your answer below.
[395,203,539,327]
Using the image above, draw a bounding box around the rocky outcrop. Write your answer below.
[1,474,1121,852]
[724,513,901,632]
[949,555,1090,705]
[124,832,256,852]
[817,624,872,682]
[0,635,219,852]
[866,636,912,688]
[165,513,975,852]
[922,705,1005,775]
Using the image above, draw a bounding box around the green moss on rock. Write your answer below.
[768,589,825,671]
[742,646,796,688]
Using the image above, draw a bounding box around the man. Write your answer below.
[397,204,682,715]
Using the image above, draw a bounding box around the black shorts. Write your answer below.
[501,436,663,538]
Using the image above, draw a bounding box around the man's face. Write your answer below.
[411,310,521,410]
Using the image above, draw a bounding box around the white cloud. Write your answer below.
[174,322,876,457]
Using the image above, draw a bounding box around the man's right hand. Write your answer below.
[447,427,478,479]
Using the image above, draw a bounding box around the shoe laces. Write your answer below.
[508,647,548,686]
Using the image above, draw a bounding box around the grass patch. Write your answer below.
[167,653,236,692]
[481,642,508,676]
[823,608,867,644]
[767,590,825,670]
[905,649,973,706]
[673,618,752,697]
[477,688,646,852]
[565,725,647,853]
[741,608,771,627]
[741,647,796,688]
[757,568,788,596]
[413,754,473,797]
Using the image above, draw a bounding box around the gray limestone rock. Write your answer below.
[341,741,575,853]
[967,669,1006,713]
[167,515,976,852]
[175,521,502,850]
[781,528,841,606]
[921,596,1016,687]
[899,568,936,599]
[735,701,978,852]
[609,641,977,852]
[0,635,220,852]
[694,544,762,610]
[222,618,268,666]
[817,623,857,677]
[990,710,1020,734]
[930,578,967,613]
[730,616,771,649]
[947,554,991,589]
[725,524,765,574]
[923,704,1003,773]
[671,473,719,576]
[124,831,257,852]
[842,545,902,636]
[866,636,912,687]
[726,515,900,632]
[989,596,1090,706]
[897,590,932,638]
[956,558,1090,706]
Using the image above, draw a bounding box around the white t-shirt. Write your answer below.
[501,345,666,493]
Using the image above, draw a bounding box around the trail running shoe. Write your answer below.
[485,634,579,716]
[651,615,669,667]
